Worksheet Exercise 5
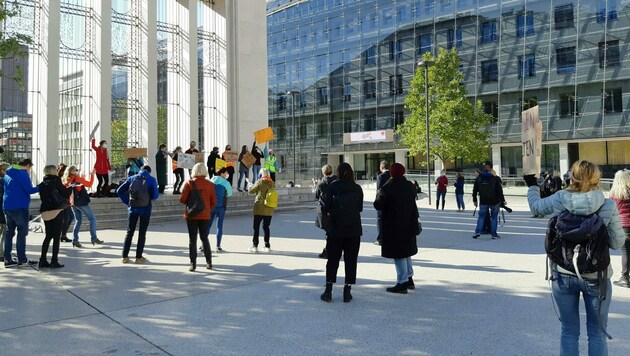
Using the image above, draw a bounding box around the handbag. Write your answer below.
[186,180,205,217]
[51,189,70,210]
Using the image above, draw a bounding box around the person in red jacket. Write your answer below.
[435,170,448,210]
[610,169,630,288]
[91,138,112,193]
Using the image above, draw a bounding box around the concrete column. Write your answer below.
[343,153,354,168]
[559,142,569,176]
[492,146,502,176]
[434,158,443,176]
[146,0,158,163]
[326,154,340,169]
[188,0,198,144]
[394,150,407,167]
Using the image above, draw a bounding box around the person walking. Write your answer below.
[116,165,159,264]
[179,163,216,271]
[208,167,233,252]
[38,165,72,269]
[3,159,39,267]
[57,164,73,243]
[472,162,505,239]
[435,170,448,210]
[374,160,390,246]
[91,137,112,193]
[609,169,630,288]
[320,162,363,303]
[373,163,419,294]
[315,164,337,259]
[525,160,625,356]
[185,141,199,179]
[454,172,466,212]
[155,144,168,194]
[237,145,251,192]
[206,146,220,177]
[62,166,104,248]
[263,146,279,182]
[170,146,184,194]
[251,141,263,183]
[0,163,8,263]
[247,169,276,252]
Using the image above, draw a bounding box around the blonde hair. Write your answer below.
[62,165,78,184]
[191,163,208,177]
[321,164,333,176]
[260,168,270,178]
[43,165,57,176]
[609,169,630,200]
[567,160,601,193]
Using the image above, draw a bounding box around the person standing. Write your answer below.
[454,172,466,212]
[209,167,233,252]
[3,159,39,267]
[62,166,103,248]
[57,164,73,243]
[525,160,625,356]
[179,163,216,272]
[237,145,251,192]
[185,141,199,178]
[125,156,145,177]
[609,169,630,288]
[315,164,337,259]
[91,138,112,193]
[38,165,72,268]
[206,146,220,177]
[374,160,390,246]
[435,171,448,210]
[472,162,505,239]
[251,141,263,183]
[170,146,184,194]
[373,163,419,294]
[155,144,168,194]
[263,146,279,182]
[320,163,363,303]
[116,165,159,264]
[222,145,236,186]
[247,169,276,252]
[0,163,9,263]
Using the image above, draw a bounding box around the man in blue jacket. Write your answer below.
[3,159,39,267]
[116,165,159,264]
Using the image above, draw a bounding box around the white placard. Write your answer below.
[521,106,542,176]
[177,153,196,169]
[350,130,387,143]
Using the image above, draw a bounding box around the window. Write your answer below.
[277,96,286,111]
[480,20,498,43]
[299,91,307,108]
[298,152,308,171]
[483,101,498,121]
[518,54,536,78]
[365,46,376,65]
[389,39,403,60]
[276,124,286,140]
[517,11,535,37]
[318,87,328,105]
[299,122,308,139]
[603,87,622,113]
[364,79,377,99]
[363,115,376,131]
[317,120,328,137]
[521,96,538,114]
[343,84,352,102]
[418,33,432,55]
[554,4,574,29]
[597,0,618,23]
[599,40,620,68]
[343,118,352,133]
[560,94,578,117]
[481,60,498,83]
[556,47,576,74]
[390,74,403,96]
[447,28,462,49]
[393,111,405,128]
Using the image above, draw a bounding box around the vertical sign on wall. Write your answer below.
[521,106,542,176]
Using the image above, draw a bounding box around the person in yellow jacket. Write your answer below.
[263,145,279,182]
[246,169,275,252]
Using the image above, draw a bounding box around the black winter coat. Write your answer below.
[315,175,337,230]
[373,177,419,259]
[38,175,72,213]
[323,179,364,238]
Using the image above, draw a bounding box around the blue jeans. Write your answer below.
[3,209,29,262]
[394,257,414,284]
[238,170,248,189]
[252,165,261,183]
[475,204,500,236]
[209,206,226,248]
[436,190,446,208]
[552,271,612,356]
[455,193,465,210]
[72,205,98,242]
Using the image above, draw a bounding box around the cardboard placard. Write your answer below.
[254,127,274,144]
[521,106,542,176]
[215,158,227,171]
[124,147,148,159]
[223,151,239,163]
[177,153,196,169]
[194,152,204,163]
[240,152,256,169]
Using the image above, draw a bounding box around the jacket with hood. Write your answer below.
[91,138,112,174]
[116,170,159,215]
[39,175,71,213]
[3,165,39,210]
[210,175,233,208]
[528,186,625,279]
[249,177,275,216]
[315,175,337,230]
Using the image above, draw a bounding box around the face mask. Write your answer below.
[102,144,108,149]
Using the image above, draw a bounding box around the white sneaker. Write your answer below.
[248,246,258,253]
[263,247,271,252]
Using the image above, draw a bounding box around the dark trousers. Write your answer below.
[123,213,150,258]
[173,168,184,192]
[325,235,360,284]
[96,174,109,192]
[61,207,74,238]
[621,229,630,275]
[270,172,276,182]
[158,184,165,194]
[227,166,235,186]
[41,213,63,263]
[186,219,212,266]
[252,215,272,247]
[376,211,383,243]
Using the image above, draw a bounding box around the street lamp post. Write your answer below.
[287,91,300,184]
[417,60,435,206]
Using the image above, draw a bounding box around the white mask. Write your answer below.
[102,144,108,149]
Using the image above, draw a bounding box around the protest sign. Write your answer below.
[124,148,148,159]
[521,106,542,176]
[240,152,256,169]
[254,127,274,144]
[177,153,196,169]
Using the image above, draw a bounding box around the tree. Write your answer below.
[0,1,33,88]
[157,104,167,146]
[399,48,493,166]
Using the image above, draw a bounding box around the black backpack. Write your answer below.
[71,181,91,207]
[477,177,496,201]
[186,180,205,217]
[129,176,150,208]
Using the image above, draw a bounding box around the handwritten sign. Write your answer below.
[240,152,256,169]
[215,158,227,171]
[254,127,275,144]
[177,153,196,169]
[124,147,148,159]
[521,106,542,176]
[223,151,238,163]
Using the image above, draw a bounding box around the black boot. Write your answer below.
[320,282,332,302]
[613,273,630,288]
[343,284,352,303]
[50,261,64,268]
[386,283,408,294]
[318,248,327,259]
[405,277,415,290]
[38,259,51,268]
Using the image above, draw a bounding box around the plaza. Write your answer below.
[2,192,630,355]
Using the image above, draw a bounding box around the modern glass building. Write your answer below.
[267,0,630,180]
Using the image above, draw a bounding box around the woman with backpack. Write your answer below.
[525,160,625,355]
[246,168,276,252]
[179,163,216,272]
[320,162,364,303]
[609,169,630,288]
[38,165,72,268]
[62,166,104,248]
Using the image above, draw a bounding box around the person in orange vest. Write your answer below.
[170,146,184,194]
[222,145,235,187]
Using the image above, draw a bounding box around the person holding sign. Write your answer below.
[91,138,112,193]
[185,141,199,178]
[263,145,279,182]
[170,147,184,194]
[251,141,263,183]
[237,145,251,192]
[222,145,236,186]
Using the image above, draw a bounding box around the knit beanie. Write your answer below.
[389,163,405,178]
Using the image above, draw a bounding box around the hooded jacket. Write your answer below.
[91,138,112,174]
[210,175,233,208]
[527,186,625,278]
[3,165,39,210]
[39,175,71,213]
[249,177,275,216]
[116,170,159,215]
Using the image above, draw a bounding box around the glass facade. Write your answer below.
[267,0,630,179]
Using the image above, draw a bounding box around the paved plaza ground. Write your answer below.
[1,191,630,355]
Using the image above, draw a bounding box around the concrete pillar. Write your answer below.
[146,0,158,163]
[559,142,569,176]
[394,150,407,167]
[326,154,340,169]
[434,158,443,177]
[188,0,199,144]
[492,146,502,176]
[343,153,354,168]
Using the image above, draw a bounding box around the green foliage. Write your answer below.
[111,116,128,167]
[0,1,33,88]
[157,104,167,147]
[399,48,493,165]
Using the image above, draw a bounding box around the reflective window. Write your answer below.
[554,4,574,29]
[343,84,352,102]
[318,87,329,105]
[518,54,536,78]
[481,60,498,83]
[389,39,403,60]
[556,47,576,74]
[417,33,432,54]
[480,20,498,43]
[603,88,622,113]
[599,40,620,68]
[483,101,498,121]
[597,0,618,23]
[560,94,578,116]
[390,74,403,96]
[447,28,462,49]
[516,11,534,37]
[364,115,376,131]
[365,46,377,65]
[364,79,377,99]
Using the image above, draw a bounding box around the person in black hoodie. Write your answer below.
[207,146,220,177]
[320,162,364,303]
[251,141,263,183]
[373,163,419,294]
[38,165,72,268]
[315,164,337,259]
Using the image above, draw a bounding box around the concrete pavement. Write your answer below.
[1,192,629,355]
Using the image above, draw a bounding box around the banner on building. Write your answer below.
[521,106,542,176]
[177,153,196,169]
[254,127,275,143]
[124,147,148,159]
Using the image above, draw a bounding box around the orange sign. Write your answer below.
[254,127,275,144]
